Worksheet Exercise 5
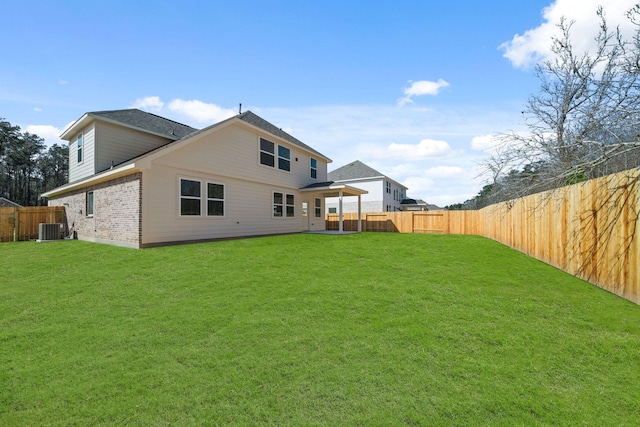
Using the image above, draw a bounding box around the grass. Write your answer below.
[2,233,640,426]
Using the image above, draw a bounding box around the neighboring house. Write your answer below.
[399,198,429,211]
[325,160,407,213]
[0,197,22,208]
[42,109,366,248]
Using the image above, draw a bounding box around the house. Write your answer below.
[42,109,366,248]
[325,160,407,213]
[399,198,429,211]
[0,197,22,208]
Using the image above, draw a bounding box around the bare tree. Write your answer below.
[485,5,640,202]
[478,5,640,283]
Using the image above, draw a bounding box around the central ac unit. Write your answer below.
[38,223,62,241]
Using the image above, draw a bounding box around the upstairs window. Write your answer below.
[310,158,317,179]
[278,145,291,172]
[77,133,83,163]
[260,138,291,172]
[386,181,391,194]
[260,138,275,167]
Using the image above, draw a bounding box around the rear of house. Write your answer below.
[43,109,336,248]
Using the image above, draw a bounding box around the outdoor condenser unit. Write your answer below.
[38,223,62,241]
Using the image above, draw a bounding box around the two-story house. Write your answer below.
[325,160,408,213]
[42,109,366,247]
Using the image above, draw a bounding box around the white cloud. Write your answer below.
[386,138,455,160]
[167,99,236,124]
[251,103,523,206]
[471,134,501,152]
[398,79,450,106]
[500,0,637,68]
[130,96,164,112]
[33,107,42,113]
[58,79,68,85]
[24,125,64,147]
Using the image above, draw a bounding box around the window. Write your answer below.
[273,192,294,218]
[180,178,201,216]
[328,207,337,214]
[260,138,275,167]
[260,138,291,172]
[278,145,291,172]
[310,158,317,179]
[386,181,391,194]
[207,183,224,216]
[286,194,295,217]
[273,192,283,217]
[86,191,94,216]
[302,202,308,217]
[77,133,83,163]
[314,198,322,217]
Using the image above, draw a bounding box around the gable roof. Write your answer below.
[328,160,385,181]
[61,109,198,141]
[43,110,331,198]
[238,111,324,158]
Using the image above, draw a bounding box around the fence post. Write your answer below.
[13,208,18,242]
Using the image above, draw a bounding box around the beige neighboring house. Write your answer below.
[325,160,408,213]
[42,109,366,248]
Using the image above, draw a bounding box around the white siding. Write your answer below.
[95,122,172,173]
[140,123,329,245]
[68,124,96,182]
[142,165,306,244]
[152,124,325,190]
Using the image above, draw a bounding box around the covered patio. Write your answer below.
[299,182,368,233]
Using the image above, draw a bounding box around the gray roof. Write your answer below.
[89,109,198,140]
[328,160,385,181]
[178,110,330,160]
[237,111,328,160]
[0,197,22,208]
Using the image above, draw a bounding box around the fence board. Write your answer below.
[0,207,66,242]
[325,168,639,304]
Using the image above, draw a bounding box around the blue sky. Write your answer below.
[2,0,635,206]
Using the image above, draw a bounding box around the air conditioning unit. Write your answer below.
[38,223,62,241]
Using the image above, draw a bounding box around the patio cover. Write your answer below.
[299,181,368,233]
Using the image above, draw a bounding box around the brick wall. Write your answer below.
[48,173,142,248]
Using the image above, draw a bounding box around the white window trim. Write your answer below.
[259,137,292,174]
[259,137,275,169]
[178,176,226,219]
[86,190,94,217]
[206,181,226,218]
[77,132,84,165]
[272,191,295,218]
[314,198,322,218]
[310,158,318,179]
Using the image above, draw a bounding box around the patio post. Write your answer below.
[357,194,362,232]
[338,189,343,233]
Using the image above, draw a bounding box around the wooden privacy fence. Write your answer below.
[0,206,66,242]
[326,168,640,304]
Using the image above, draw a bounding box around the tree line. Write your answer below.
[0,118,68,206]
[448,5,640,210]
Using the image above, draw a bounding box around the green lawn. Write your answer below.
[2,233,640,425]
